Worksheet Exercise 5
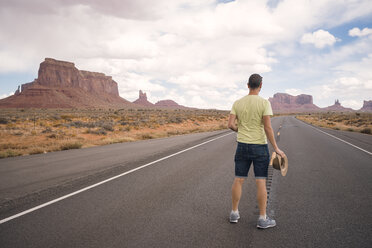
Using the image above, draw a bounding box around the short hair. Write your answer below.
[248,74,262,89]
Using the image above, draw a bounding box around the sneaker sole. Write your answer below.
[229,217,240,223]
[257,223,276,229]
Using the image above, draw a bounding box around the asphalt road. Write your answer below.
[0,116,371,248]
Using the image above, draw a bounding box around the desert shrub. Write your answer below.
[86,128,107,135]
[60,142,82,150]
[60,115,73,120]
[361,128,371,134]
[42,127,52,133]
[102,123,114,131]
[0,150,22,158]
[50,115,61,120]
[48,134,57,138]
[0,117,9,124]
[13,131,23,136]
[189,128,201,133]
[167,131,180,136]
[333,127,340,130]
[347,128,354,132]
[219,124,227,129]
[69,121,85,128]
[140,134,153,140]
[29,148,44,155]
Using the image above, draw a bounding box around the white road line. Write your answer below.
[0,132,234,225]
[309,125,372,156]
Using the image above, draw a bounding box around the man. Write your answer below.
[228,73,285,229]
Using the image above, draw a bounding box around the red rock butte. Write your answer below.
[268,93,371,113]
[132,90,189,109]
[0,58,132,108]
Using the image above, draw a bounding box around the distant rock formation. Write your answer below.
[133,90,189,109]
[323,99,353,112]
[268,93,320,113]
[133,90,154,107]
[0,58,133,108]
[155,100,188,109]
[359,100,372,112]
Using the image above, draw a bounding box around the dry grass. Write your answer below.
[0,108,229,158]
[297,112,372,135]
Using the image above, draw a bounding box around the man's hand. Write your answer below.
[274,147,285,158]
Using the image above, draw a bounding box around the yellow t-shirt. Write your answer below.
[230,95,273,144]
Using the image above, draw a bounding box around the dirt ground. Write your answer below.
[0,108,229,158]
[296,112,372,135]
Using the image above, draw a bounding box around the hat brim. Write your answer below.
[269,152,288,176]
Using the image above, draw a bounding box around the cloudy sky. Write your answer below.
[0,0,372,110]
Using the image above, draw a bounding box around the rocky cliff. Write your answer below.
[359,100,372,112]
[0,58,132,108]
[323,99,354,112]
[133,90,154,107]
[269,93,320,113]
[133,90,189,109]
[155,100,185,108]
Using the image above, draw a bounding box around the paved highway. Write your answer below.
[0,116,371,247]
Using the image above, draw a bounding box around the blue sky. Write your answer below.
[0,0,371,110]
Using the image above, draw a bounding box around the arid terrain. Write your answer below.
[297,112,372,134]
[0,108,228,158]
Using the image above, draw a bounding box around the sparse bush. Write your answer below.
[60,142,82,150]
[42,127,52,133]
[167,131,180,136]
[0,150,22,159]
[219,124,227,129]
[140,134,153,140]
[48,134,57,138]
[61,115,73,120]
[102,123,114,131]
[0,117,9,124]
[347,128,354,132]
[86,128,107,135]
[29,148,44,155]
[361,128,371,134]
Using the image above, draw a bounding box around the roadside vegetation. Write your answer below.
[0,108,228,158]
[297,112,372,135]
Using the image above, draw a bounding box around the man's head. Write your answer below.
[248,73,262,89]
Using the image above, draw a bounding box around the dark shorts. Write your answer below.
[234,142,270,179]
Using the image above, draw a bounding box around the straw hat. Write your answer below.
[269,152,288,176]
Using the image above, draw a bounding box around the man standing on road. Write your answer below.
[228,73,285,229]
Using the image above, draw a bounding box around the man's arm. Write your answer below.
[263,115,285,157]
[228,114,238,132]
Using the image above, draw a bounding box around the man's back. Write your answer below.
[231,95,272,144]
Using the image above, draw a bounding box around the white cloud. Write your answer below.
[348,27,372,37]
[342,99,363,110]
[0,92,12,99]
[285,88,303,96]
[1,0,372,109]
[300,29,338,48]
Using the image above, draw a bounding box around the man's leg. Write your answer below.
[255,179,267,216]
[231,177,245,211]
[256,178,276,228]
